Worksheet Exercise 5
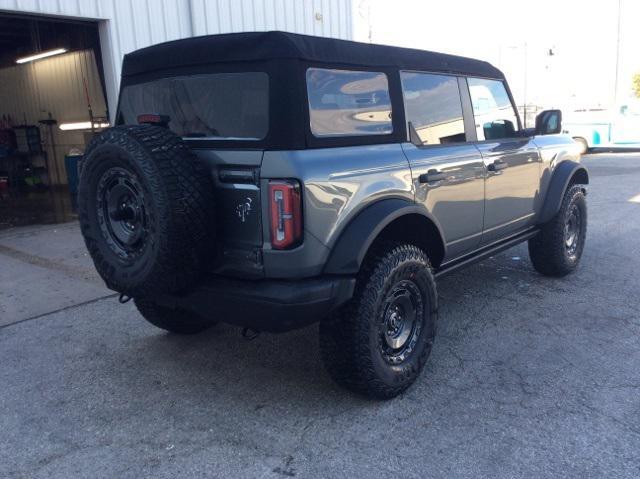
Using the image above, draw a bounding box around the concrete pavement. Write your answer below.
[1,153,639,478]
[0,223,112,327]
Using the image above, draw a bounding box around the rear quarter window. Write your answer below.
[118,72,269,140]
[306,68,393,137]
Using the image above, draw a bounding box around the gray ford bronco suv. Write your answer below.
[78,32,588,399]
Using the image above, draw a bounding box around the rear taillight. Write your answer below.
[269,180,303,250]
[137,114,170,126]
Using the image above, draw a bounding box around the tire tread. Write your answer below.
[529,184,587,277]
[78,125,215,296]
[320,241,437,399]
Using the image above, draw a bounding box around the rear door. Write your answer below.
[400,72,485,260]
[466,77,541,244]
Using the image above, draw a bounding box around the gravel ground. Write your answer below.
[1,153,639,478]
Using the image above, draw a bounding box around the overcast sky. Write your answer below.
[352,0,640,110]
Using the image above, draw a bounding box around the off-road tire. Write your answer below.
[135,298,217,334]
[319,242,438,399]
[78,125,215,297]
[529,185,587,277]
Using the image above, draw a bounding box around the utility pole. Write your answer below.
[367,1,372,43]
[614,0,622,105]
[523,42,528,127]
[358,0,373,43]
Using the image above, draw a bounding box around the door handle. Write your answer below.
[419,169,447,184]
[488,160,508,172]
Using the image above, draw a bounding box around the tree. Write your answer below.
[633,73,640,98]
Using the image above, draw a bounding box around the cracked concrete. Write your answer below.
[1,153,639,478]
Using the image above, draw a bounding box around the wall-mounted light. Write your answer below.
[16,48,68,64]
[59,121,110,131]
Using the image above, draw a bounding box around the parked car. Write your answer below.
[563,103,640,153]
[78,32,588,399]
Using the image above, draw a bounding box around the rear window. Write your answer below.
[306,68,393,137]
[118,72,269,140]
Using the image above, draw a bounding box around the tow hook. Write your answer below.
[119,293,132,304]
[241,327,260,341]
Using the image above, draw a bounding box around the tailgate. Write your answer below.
[194,149,264,278]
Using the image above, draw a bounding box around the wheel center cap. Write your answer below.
[388,308,403,333]
[384,301,414,349]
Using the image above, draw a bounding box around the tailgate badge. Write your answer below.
[236,197,253,223]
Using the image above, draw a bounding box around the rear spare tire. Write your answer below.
[78,125,215,296]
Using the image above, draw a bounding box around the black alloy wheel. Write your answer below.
[379,279,424,365]
[97,167,149,261]
[564,202,582,260]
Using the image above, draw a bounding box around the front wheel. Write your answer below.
[135,298,217,334]
[319,243,437,399]
[529,185,587,277]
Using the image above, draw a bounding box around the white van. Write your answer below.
[563,103,640,153]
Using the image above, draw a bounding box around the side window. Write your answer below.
[306,68,393,137]
[468,78,520,141]
[400,72,466,145]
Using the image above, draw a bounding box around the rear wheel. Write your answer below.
[135,298,217,334]
[529,185,587,277]
[319,242,437,399]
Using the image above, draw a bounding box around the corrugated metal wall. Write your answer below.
[0,50,107,184]
[189,0,353,39]
[0,0,354,119]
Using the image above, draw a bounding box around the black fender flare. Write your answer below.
[323,198,446,275]
[539,160,589,224]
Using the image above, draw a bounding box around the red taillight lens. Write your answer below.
[269,180,303,250]
[137,114,170,126]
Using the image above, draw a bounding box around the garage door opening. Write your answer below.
[0,13,108,230]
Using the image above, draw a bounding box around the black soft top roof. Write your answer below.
[119,31,509,150]
[121,31,504,80]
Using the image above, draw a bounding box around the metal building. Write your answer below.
[0,0,353,228]
[0,0,354,118]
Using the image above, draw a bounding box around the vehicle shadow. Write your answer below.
[101,243,544,412]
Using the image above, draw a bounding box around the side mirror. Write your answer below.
[535,109,562,135]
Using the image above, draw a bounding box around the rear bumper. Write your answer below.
[154,275,356,333]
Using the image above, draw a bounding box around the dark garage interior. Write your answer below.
[0,13,108,230]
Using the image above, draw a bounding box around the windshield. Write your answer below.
[118,72,269,140]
